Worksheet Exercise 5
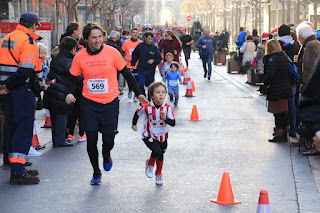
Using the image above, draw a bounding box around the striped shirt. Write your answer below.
[136,101,175,142]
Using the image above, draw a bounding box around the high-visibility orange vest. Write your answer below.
[0,24,42,88]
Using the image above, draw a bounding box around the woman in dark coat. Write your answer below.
[44,36,78,147]
[263,39,292,142]
[158,30,182,62]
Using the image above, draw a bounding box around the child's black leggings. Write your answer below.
[86,131,115,174]
[143,138,167,161]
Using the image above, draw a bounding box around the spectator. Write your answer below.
[235,27,247,50]
[44,36,78,147]
[131,32,162,99]
[106,30,125,57]
[239,35,256,69]
[252,29,259,47]
[196,29,218,80]
[220,29,229,49]
[299,56,320,155]
[256,32,269,94]
[263,39,291,142]
[295,23,320,92]
[277,24,301,144]
[158,30,182,63]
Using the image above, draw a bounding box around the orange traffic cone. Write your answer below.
[191,81,196,91]
[189,105,200,121]
[183,71,189,84]
[256,189,270,213]
[210,172,241,205]
[42,109,51,128]
[184,79,194,97]
[32,123,45,149]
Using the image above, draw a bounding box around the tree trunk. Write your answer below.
[297,0,300,24]
[314,0,318,30]
[268,0,271,32]
[56,0,60,45]
[68,8,74,23]
[93,8,96,22]
[252,7,254,31]
[244,7,248,28]
[287,0,290,23]
[74,7,78,22]
[282,0,285,24]
[224,0,227,29]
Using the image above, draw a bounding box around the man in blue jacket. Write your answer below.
[131,32,162,99]
[196,29,217,80]
[235,27,247,50]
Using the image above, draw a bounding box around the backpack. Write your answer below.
[282,51,300,81]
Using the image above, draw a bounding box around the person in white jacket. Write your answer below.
[240,34,256,66]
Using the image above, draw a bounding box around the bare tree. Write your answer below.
[123,0,145,28]
[60,0,81,23]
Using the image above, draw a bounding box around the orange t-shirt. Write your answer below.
[70,45,126,104]
[121,39,142,69]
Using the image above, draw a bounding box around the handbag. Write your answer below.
[282,51,300,81]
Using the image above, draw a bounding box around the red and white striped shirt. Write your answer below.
[136,101,175,142]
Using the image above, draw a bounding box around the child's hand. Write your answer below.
[160,111,166,120]
[132,125,138,131]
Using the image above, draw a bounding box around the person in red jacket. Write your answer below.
[158,30,182,63]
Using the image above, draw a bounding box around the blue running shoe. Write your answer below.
[90,173,101,185]
[103,156,113,171]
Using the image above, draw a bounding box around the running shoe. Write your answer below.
[145,159,154,178]
[133,96,138,102]
[103,156,113,171]
[155,174,163,185]
[67,135,75,141]
[78,135,87,142]
[169,95,173,102]
[90,173,102,185]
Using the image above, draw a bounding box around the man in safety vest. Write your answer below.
[0,12,42,184]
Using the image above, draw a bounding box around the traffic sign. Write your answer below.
[186,15,192,22]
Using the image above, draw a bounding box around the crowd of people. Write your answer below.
[1,11,320,186]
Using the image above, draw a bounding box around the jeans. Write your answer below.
[138,72,155,99]
[168,87,179,106]
[288,84,297,135]
[202,54,213,76]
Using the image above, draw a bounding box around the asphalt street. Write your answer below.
[1,54,320,213]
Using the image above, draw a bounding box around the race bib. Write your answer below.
[169,80,178,87]
[87,79,108,93]
[129,49,134,56]
[150,122,169,136]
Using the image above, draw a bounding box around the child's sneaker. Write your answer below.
[174,104,178,108]
[145,159,154,178]
[90,173,101,185]
[67,135,75,141]
[133,96,138,102]
[103,156,113,171]
[78,135,87,142]
[155,174,163,185]
[128,91,132,99]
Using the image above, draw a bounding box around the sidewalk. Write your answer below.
[209,59,320,211]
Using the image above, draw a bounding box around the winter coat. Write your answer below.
[263,52,292,101]
[299,56,320,135]
[255,44,265,69]
[279,40,300,85]
[235,31,247,49]
[43,48,74,115]
[240,40,256,65]
[158,37,182,62]
[131,42,162,74]
[298,35,320,87]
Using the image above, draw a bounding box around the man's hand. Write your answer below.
[137,94,149,104]
[44,84,50,91]
[132,125,138,131]
[293,55,298,63]
[65,94,76,104]
[202,45,206,49]
[130,67,134,72]
[299,84,304,93]
[124,57,131,62]
[215,51,218,55]
[147,59,154,64]
[0,85,9,95]
[173,50,177,55]
[313,131,320,152]
[160,111,166,120]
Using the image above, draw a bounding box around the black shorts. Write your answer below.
[143,137,168,153]
[80,96,119,134]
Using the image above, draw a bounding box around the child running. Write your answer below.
[163,62,182,108]
[132,81,176,185]
[163,52,182,76]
